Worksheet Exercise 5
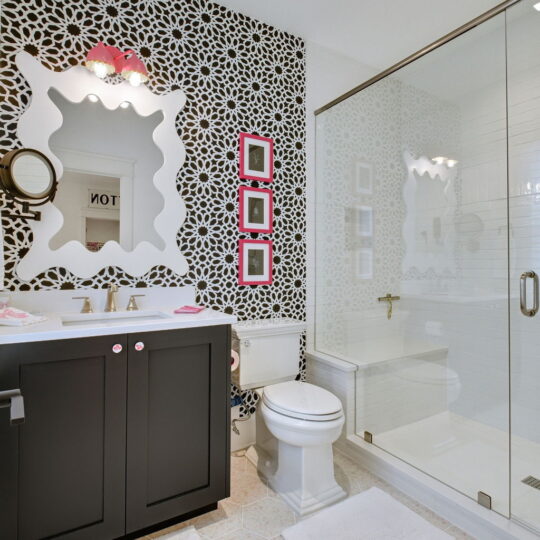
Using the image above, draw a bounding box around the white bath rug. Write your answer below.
[281,487,452,540]
[155,525,201,540]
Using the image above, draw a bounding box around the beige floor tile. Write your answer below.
[191,499,242,539]
[266,482,280,499]
[219,528,267,540]
[148,447,461,540]
[243,497,296,538]
[229,465,268,505]
[333,449,362,475]
[147,521,193,538]
[231,453,247,477]
[334,449,384,496]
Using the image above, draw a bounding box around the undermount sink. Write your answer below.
[60,310,172,326]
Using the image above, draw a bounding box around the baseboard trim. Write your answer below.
[337,435,538,540]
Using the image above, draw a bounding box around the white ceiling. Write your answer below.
[215,0,502,70]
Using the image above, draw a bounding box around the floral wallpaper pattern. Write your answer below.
[0,0,306,414]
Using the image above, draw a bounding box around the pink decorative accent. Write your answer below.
[85,41,114,65]
[239,186,273,233]
[134,341,145,351]
[85,42,148,84]
[239,132,274,182]
[121,51,149,80]
[238,239,273,286]
[0,308,29,319]
[112,344,123,354]
[174,305,205,314]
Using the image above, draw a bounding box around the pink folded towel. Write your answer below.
[0,307,46,326]
[174,306,205,314]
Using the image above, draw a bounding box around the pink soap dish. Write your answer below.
[174,305,205,314]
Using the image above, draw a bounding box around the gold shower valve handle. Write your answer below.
[377,293,400,320]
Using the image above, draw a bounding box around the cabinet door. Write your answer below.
[126,325,230,533]
[0,335,127,540]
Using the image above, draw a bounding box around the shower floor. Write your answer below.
[369,411,540,529]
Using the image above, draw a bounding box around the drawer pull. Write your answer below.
[112,344,123,354]
[0,389,25,425]
[134,341,145,352]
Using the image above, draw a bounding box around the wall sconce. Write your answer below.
[432,156,458,168]
[85,42,149,87]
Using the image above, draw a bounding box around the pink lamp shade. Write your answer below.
[121,52,149,87]
[85,42,116,78]
[85,42,149,86]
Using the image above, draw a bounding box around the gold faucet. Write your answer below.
[377,293,400,320]
[72,296,93,313]
[105,284,118,312]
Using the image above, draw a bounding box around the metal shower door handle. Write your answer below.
[520,271,539,317]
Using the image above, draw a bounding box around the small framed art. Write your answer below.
[239,132,273,182]
[239,239,272,285]
[239,186,273,233]
[356,248,373,280]
[355,161,372,194]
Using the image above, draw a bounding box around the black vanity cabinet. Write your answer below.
[0,325,231,540]
[0,334,128,540]
[125,327,230,533]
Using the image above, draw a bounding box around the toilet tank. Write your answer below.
[233,318,306,390]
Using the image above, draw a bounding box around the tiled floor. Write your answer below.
[140,449,473,539]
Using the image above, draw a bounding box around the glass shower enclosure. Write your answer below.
[314,0,539,532]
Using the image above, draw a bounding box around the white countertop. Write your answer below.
[0,287,236,344]
[0,308,237,345]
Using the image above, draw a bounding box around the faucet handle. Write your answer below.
[72,296,93,314]
[126,294,145,311]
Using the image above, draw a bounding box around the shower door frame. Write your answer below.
[314,0,520,116]
[313,0,540,533]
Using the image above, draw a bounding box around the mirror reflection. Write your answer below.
[12,153,53,196]
[48,88,164,252]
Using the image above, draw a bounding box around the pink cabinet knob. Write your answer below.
[134,342,145,352]
[112,344,123,354]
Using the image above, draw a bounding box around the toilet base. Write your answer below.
[268,440,347,516]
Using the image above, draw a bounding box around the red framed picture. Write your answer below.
[239,186,273,234]
[239,132,273,182]
[238,239,272,285]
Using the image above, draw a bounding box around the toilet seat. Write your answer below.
[263,381,343,422]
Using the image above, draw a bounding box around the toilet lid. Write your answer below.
[263,381,343,421]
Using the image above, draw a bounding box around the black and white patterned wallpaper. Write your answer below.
[0,0,306,413]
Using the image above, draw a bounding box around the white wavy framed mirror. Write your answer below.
[13,51,188,280]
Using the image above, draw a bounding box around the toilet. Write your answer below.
[233,318,346,516]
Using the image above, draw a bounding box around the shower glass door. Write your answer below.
[507,0,540,531]
[315,11,511,517]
